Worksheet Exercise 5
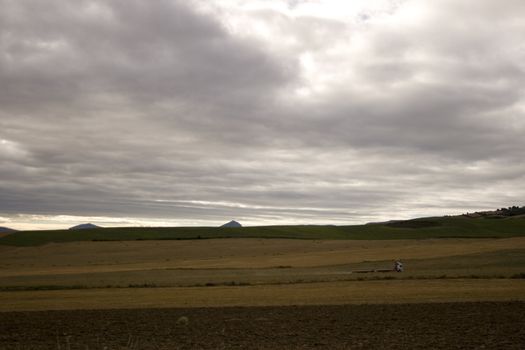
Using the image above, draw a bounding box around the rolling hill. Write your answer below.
[69,223,101,230]
[221,220,242,228]
[1,215,525,246]
[0,226,16,234]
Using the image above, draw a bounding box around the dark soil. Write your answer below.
[1,302,524,349]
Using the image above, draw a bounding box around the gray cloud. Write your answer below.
[1,0,524,229]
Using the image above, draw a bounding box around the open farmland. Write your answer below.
[1,226,525,349]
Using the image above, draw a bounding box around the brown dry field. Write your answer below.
[1,302,524,349]
[2,237,525,277]
[1,279,524,312]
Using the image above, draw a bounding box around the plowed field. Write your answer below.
[1,302,524,349]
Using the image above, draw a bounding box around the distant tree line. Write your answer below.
[497,206,525,216]
[462,205,525,218]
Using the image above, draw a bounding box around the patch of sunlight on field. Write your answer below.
[1,279,524,311]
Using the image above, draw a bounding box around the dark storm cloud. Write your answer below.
[1,0,524,228]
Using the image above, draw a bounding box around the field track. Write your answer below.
[1,302,524,349]
[1,279,524,312]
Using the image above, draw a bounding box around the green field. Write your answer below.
[2,215,525,246]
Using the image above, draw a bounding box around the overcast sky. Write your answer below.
[1,0,524,230]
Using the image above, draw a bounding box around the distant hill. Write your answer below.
[0,226,16,233]
[2,213,525,246]
[221,220,242,228]
[69,223,100,230]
